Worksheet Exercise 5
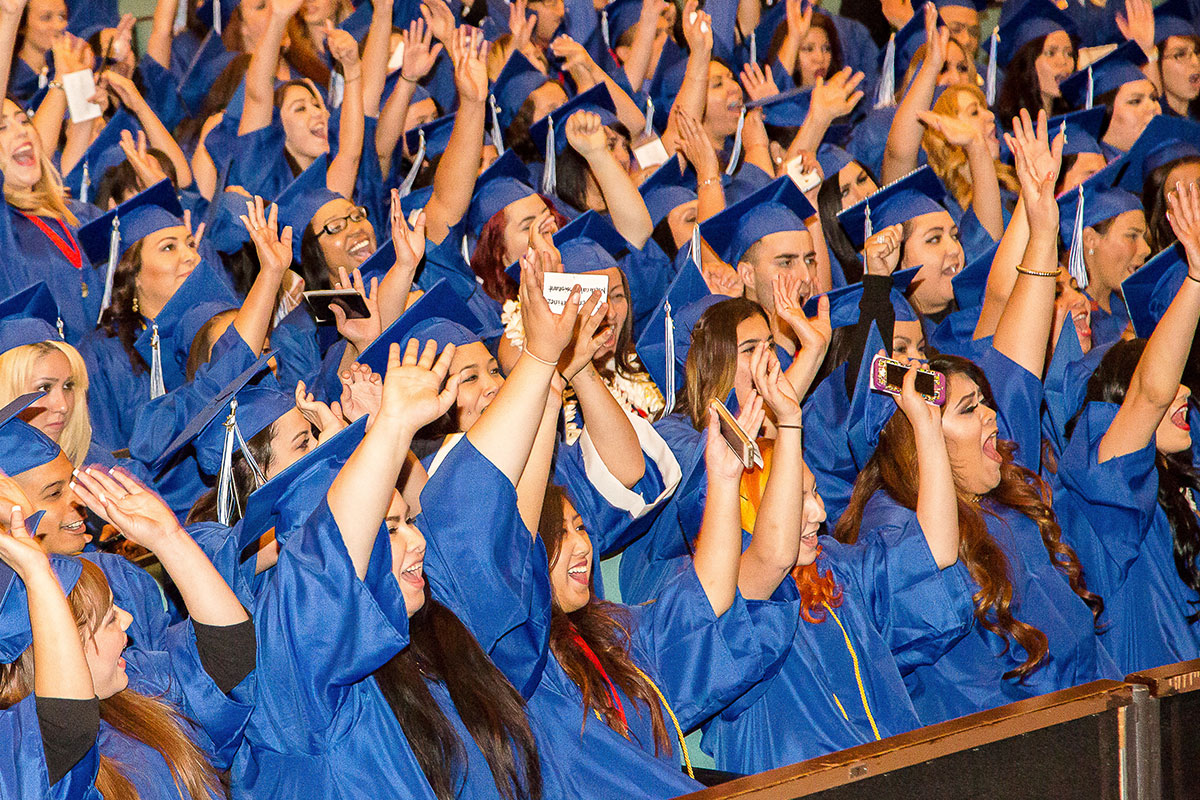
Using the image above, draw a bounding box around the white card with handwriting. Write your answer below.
[542,272,608,314]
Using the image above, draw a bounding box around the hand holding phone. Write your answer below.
[709,399,764,470]
[869,354,947,406]
[303,289,371,324]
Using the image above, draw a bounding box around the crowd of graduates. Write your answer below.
[1,0,1200,795]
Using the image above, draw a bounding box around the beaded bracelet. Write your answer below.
[1015,265,1061,278]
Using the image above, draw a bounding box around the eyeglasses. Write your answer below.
[1164,47,1200,63]
[317,206,369,236]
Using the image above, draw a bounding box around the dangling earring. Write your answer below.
[1088,249,1094,255]
[131,295,139,314]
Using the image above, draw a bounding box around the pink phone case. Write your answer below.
[869,354,948,406]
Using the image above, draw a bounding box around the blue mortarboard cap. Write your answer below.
[649,52,689,113]
[894,9,934,86]
[0,393,60,476]
[504,211,630,283]
[746,86,815,128]
[238,416,368,550]
[192,380,293,478]
[403,114,456,162]
[804,266,922,326]
[1049,107,1106,157]
[1056,175,1143,248]
[466,150,537,236]
[952,241,999,310]
[674,293,728,376]
[837,166,949,249]
[204,190,259,255]
[700,176,816,267]
[179,32,237,115]
[634,260,712,397]
[1155,0,1199,42]
[77,179,183,267]
[816,145,855,180]
[152,351,277,473]
[935,0,986,9]
[0,553,82,663]
[131,261,240,391]
[601,0,645,48]
[1115,116,1200,192]
[1060,41,1149,108]
[493,51,551,130]
[356,239,396,285]
[339,1,373,39]
[276,155,344,263]
[847,322,898,467]
[357,279,490,376]
[639,159,697,229]
[530,84,620,158]
[63,108,141,201]
[996,0,1077,66]
[0,283,61,354]
[1043,310,1087,451]
[1122,242,1188,339]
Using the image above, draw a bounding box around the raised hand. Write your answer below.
[740,62,780,103]
[183,207,206,249]
[509,0,536,52]
[376,339,460,433]
[295,380,347,442]
[676,109,720,179]
[450,25,488,103]
[681,0,713,55]
[863,223,904,276]
[52,33,93,75]
[809,67,865,124]
[325,23,361,70]
[71,467,184,552]
[893,362,942,433]
[704,263,743,297]
[1167,180,1200,271]
[750,341,802,425]
[550,35,599,82]
[1116,0,1156,56]
[773,277,831,357]
[559,290,610,379]
[332,267,383,351]
[1004,108,1063,235]
[118,128,169,190]
[0,0,28,19]
[390,189,427,273]
[339,362,383,423]
[271,0,306,21]
[0,505,51,579]
[921,1,948,72]
[402,18,444,82]
[100,70,145,111]
[240,195,294,275]
[565,110,609,158]
[107,13,137,68]
[419,0,456,45]
[519,249,582,365]
[916,109,980,148]
[704,402,751,483]
[784,0,812,45]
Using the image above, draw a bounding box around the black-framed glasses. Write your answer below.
[318,206,369,236]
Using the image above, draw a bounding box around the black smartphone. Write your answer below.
[304,289,370,324]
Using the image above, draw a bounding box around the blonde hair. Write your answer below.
[2,144,79,227]
[899,39,979,98]
[922,84,1019,211]
[0,341,91,465]
[0,560,225,800]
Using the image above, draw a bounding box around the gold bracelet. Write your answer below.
[698,176,720,188]
[1015,265,1062,278]
[522,348,558,367]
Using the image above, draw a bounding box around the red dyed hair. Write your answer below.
[469,194,569,303]
[791,554,844,625]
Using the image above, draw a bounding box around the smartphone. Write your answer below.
[785,156,821,193]
[709,399,764,470]
[869,354,947,406]
[304,289,370,324]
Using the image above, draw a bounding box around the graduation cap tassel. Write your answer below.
[149,323,166,400]
[56,317,64,339]
[864,201,873,241]
[216,402,238,526]
[724,107,746,177]
[1085,65,1094,110]
[399,130,426,198]
[984,28,999,106]
[37,69,47,90]
[1067,184,1088,290]
[749,31,757,67]
[874,34,896,109]
[97,215,120,323]
[488,94,505,155]
[690,223,701,269]
[174,0,188,32]
[213,0,222,35]
[80,162,90,207]
[664,299,676,412]
[644,97,655,140]
[330,70,346,110]
[601,9,611,51]
[461,233,470,264]
[543,119,558,195]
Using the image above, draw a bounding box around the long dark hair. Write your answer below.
[552,123,632,214]
[765,9,844,85]
[677,298,766,425]
[185,422,277,526]
[1070,339,1200,620]
[818,170,869,284]
[374,587,542,800]
[98,240,149,374]
[1144,157,1200,253]
[836,354,1103,680]
[995,35,1075,126]
[538,485,672,754]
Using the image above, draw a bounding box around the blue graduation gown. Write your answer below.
[81,552,171,652]
[862,351,1118,725]
[1089,292,1131,347]
[528,562,768,798]
[232,500,438,800]
[79,325,150,452]
[0,695,101,800]
[1055,401,1200,674]
[702,533,974,772]
[108,621,255,800]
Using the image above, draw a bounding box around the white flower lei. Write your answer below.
[501,299,664,444]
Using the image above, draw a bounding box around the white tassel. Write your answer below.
[174,0,188,32]
[80,162,90,206]
[38,69,47,90]
[1085,65,1094,109]
[690,223,701,269]
[149,323,166,399]
[984,28,999,106]
[330,70,345,109]
[489,94,505,154]
[542,118,557,194]
[97,215,119,323]
[601,9,611,50]
[1067,184,1088,289]
[216,398,267,525]
[663,299,676,411]
[213,0,222,35]
[399,130,425,198]
[875,34,896,109]
[725,107,745,176]
[864,200,873,242]
[461,233,470,263]
[56,317,64,338]
[644,96,655,139]
[749,31,757,66]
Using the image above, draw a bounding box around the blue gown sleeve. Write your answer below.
[838,497,976,673]
[122,620,255,770]
[417,436,551,698]
[82,553,170,653]
[135,57,184,132]
[976,345,1044,473]
[0,696,101,800]
[251,499,409,743]
[627,559,778,729]
[1057,401,1161,585]
[229,122,291,200]
[79,332,142,452]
